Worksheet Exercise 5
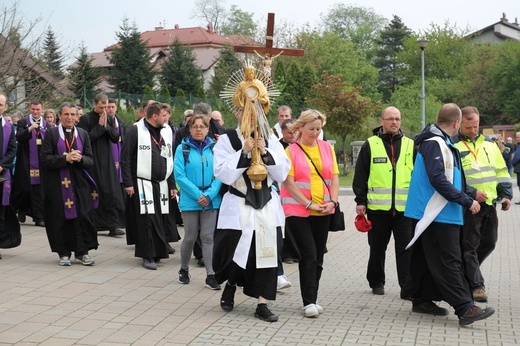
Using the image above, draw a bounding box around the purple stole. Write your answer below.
[111,117,123,183]
[27,116,47,185]
[57,126,99,219]
[1,120,12,206]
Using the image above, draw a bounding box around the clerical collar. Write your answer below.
[65,128,73,132]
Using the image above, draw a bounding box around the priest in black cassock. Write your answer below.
[77,94,125,237]
[40,102,98,266]
[11,99,48,227]
[121,102,175,270]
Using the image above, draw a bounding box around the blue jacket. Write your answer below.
[404,124,474,225]
[174,136,222,211]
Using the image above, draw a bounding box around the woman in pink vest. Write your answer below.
[280,109,339,318]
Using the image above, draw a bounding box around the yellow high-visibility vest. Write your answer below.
[367,136,414,211]
[454,135,510,205]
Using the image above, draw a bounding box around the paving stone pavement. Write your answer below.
[0,191,519,345]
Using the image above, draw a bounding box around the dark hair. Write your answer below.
[281,118,296,130]
[30,99,43,106]
[437,103,461,126]
[146,102,162,119]
[108,98,117,104]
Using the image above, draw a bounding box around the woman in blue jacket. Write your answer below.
[174,114,222,289]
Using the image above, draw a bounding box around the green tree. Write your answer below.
[174,89,188,108]
[296,31,379,100]
[374,15,412,102]
[41,26,64,79]
[320,4,387,61]
[283,61,304,113]
[67,44,102,100]
[108,18,155,99]
[160,38,203,96]
[220,5,256,37]
[143,85,155,103]
[489,40,520,123]
[307,71,378,152]
[210,45,241,96]
[157,83,171,104]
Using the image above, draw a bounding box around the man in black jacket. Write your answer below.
[353,106,415,299]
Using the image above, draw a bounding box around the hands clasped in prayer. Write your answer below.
[65,149,82,163]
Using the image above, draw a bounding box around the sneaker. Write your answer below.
[315,303,324,314]
[59,256,71,266]
[372,287,385,295]
[205,275,221,290]
[472,287,488,303]
[108,228,125,236]
[220,283,237,312]
[76,255,95,266]
[197,258,205,267]
[143,258,157,270]
[412,301,449,316]
[277,275,291,290]
[459,306,495,326]
[166,243,175,254]
[254,304,278,322]
[178,268,190,284]
[303,304,319,318]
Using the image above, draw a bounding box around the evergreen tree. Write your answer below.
[374,16,412,102]
[175,89,188,108]
[160,38,203,97]
[284,61,304,113]
[210,45,241,96]
[157,83,171,104]
[109,18,155,97]
[67,44,102,99]
[42,26,65,79]
[143,85,155,103]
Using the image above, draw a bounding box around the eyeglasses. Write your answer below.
[382,118,401,122]
[190,125,208,130]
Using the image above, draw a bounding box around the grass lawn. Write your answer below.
[339,173,353,187]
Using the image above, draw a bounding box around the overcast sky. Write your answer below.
[12,0,520,60]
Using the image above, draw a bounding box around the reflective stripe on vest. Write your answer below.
[281,140,334,217]
[366,136,414,212]
[454,135,511,205]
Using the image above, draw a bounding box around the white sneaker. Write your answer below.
[277,275,291,290]
[303,304,319,318]
[76,254,95,266]
[59,256,71,266]
[315,303,324,314]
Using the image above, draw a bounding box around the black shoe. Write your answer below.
[197,258,205,267]
[220,283,236,312]
[108,228,125,236]
[515,202,520,205]
[166,243,175,254]
[372,287,385,295]
[18,211,26,223]
[0,252,2,260]
[205,275,221,290]
[178,268,190,284]
[35,220,45,227]
[254,304,278,322]
[142,258,157,270]
[459,306,495,326]
[412,301,449,316]
[154,258,161,263]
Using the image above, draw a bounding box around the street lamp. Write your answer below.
[417,37,428,130]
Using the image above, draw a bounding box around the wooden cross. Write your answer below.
[62,177,71,189]
[234,13,304,57]
[64,199,74,209]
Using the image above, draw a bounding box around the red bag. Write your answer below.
[355,214,372,232]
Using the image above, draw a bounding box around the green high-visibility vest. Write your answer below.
[367,136,414,211]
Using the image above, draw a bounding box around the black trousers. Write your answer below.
[461,204,498,289]
[410,221,473,314]
[366,211,412,291]
[287,215,330,306]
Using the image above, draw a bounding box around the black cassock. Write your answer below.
[40,127,98,256]
[78,111,125,231]
[121,120,174,260]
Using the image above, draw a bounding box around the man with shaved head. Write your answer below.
[353,106,415,299]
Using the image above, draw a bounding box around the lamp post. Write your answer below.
[417,38,428,130]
